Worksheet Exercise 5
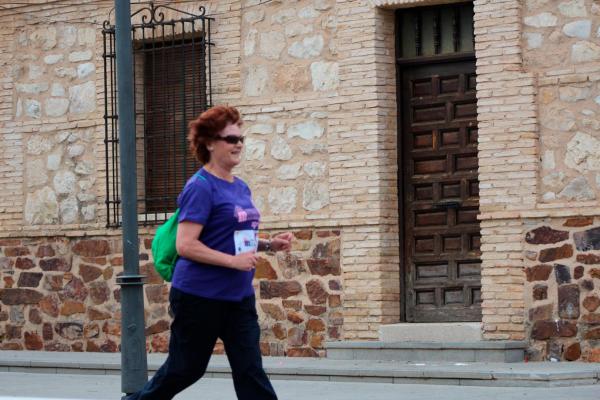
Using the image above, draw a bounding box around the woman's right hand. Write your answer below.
[229,252,257,271]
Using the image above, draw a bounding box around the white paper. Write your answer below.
[234,229,258,255]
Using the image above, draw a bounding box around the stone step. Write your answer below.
[0,351,598,388]
[326,341,527,363]
[379,323,482,342]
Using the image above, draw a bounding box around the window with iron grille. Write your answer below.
[102,4,213,228]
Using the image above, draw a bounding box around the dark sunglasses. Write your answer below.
[215,135,245,145]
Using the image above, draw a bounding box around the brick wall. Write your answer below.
[331,1,400,339]
[473,0,537,340]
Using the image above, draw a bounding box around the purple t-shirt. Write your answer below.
[171,168,260,301]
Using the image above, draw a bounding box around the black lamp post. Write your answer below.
[114,0,148,395]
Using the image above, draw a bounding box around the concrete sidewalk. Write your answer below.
[0,371,599,400]
[0,351,599,388]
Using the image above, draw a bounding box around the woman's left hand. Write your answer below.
[271,232,293,252]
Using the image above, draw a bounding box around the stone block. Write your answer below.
[528,304,553,321]
[532,284,548,301]
[554,264,571,284]
[260,303,285,320]
[576,253,600,264]
[54,322,83,340]
[17,272,43,288]
[0,289,43,305]
[526,264,553,282]
[255,257,277,280]
[525,226,569,245]
[563,343,581,361]
[538,244,573,263]
[558,284,580,319]
[260,281,302,299]
[24,331,43,350]
[531,320,577,340]
[574,227,600,251]
[72,240,110,257]
[306,279,328,304]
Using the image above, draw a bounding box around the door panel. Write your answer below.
[402,61,482,323]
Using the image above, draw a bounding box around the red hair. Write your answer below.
[187,105,242,164]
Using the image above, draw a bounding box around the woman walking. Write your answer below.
[124,105,292,400]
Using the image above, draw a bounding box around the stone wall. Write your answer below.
[0,3,109,232]
[0,0,402,346]
[0,237,129,352]
[0,1,243,232]
[7,0,600,357]
[15,25,98,225]
[255,229,343,357]
[0,230,341,356]
[238,0,337,217]
[237,0,400,341]
[523,0,600,204]
[472,0,600,346]
[524,218,600,362]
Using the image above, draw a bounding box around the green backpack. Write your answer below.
[151,172,207,281]
[151,208,180,282]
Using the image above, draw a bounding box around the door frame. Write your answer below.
[395,51,476,322]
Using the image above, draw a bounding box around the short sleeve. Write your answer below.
[243,180,252,197]
[177,177,212,225]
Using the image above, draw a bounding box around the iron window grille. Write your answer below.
[102,3,213,228]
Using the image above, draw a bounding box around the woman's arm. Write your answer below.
[176,221,257,271]
[257,239,272,252]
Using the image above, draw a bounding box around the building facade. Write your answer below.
[0,0,599,362]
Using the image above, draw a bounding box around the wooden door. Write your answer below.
[402,61,482,322]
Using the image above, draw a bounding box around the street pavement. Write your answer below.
[0,372,598,400]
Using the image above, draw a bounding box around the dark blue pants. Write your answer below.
[124,288,277,400]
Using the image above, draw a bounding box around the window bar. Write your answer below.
[132,25,140,223]
[110,29,119,227]
[151,23,158,222]
[190,20,198,201]
[141,24,149,225]
[171,22,178,204]
[396,11,403,59]
[472,9,476,51]
[434,9,441,55]
[181,20,188,186]
[207,18,212,107]
[102,28,111,227]
[453,6,460,53]
[165,23,172,218]
[202,17,208,110]
[414,11,422,57]
[192,20,196,119]
[142,38,149,219]
[159,22,168,222]
[159,23,166,221]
